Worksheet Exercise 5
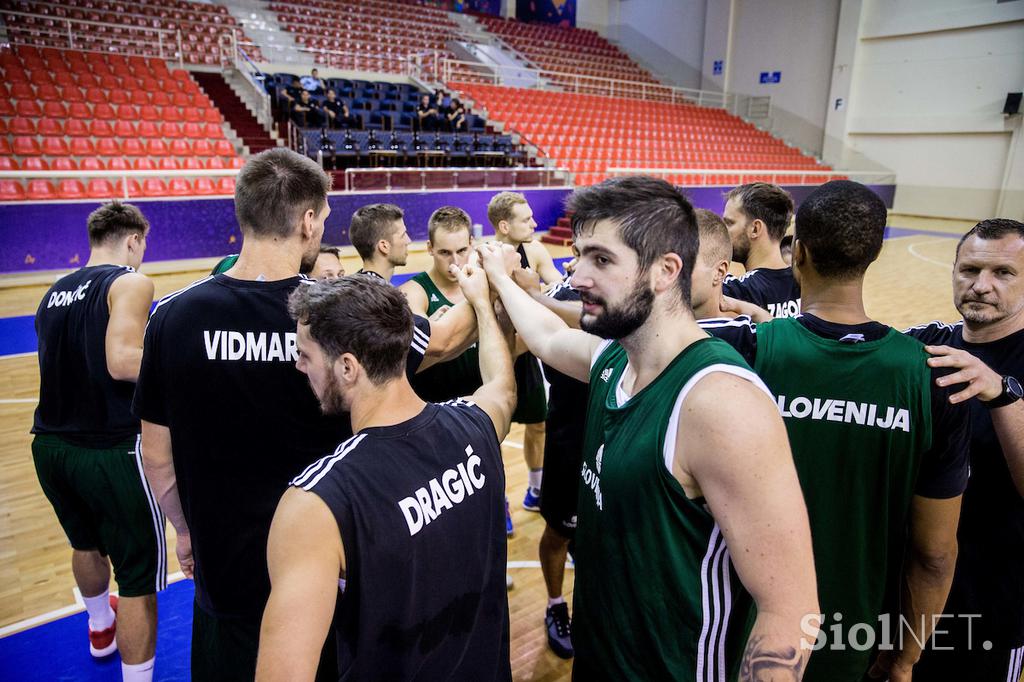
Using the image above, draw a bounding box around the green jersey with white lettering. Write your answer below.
[408,272,481,402]
[754,318,933,681]
[574,337,761,681]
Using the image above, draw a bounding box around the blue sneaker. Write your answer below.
[522,487,541,512]
[505,498,514,537]
[545,602,574,659]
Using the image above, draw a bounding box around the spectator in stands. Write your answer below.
[292,90,324,128]
[322,90,359,130]
[301,68,326,95]
[280,76,303,106]
[417,94,440,133]
[448,98,467,132]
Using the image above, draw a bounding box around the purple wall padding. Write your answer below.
[0,184,895,274]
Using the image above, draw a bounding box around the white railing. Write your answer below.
[231,35,273,127]
[438,58,769,113]
[0,169,240,201]
[343,167,568,192]
[0,9,185,68]
[604,168,897,186]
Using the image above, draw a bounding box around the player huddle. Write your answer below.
[31,148,1024,682]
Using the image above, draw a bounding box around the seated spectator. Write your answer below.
[448,98,467,132]
[301,68,326,95]
[417,94,440,132]
[291,90,324,128]
[322,90,359,129]
[278,76,303,111]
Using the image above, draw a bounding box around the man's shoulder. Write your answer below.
[902,320,962,346]
[150,275,220,318]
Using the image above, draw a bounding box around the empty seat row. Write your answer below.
[3,136,236,157]
[0,156,244,171]
[1,99,222,124]
[1,177,238,201]
[1,118,224,139]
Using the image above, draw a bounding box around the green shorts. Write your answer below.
[512,353,549,425]
[31,434,167,597]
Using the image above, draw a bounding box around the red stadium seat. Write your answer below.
[25,180,57,200]
[192,140,215,157]
[13,136,42,156]
[228,157,245,169]
[0,157,16,171]
[114,179,143,198]
[93,103,117,120]
[51,158,78,172]
[42,137,71,156]
[133,158,156,171]
[204,123,225,139]
[90,120,115,137]
[79,157,106,171]
[193,177,218,195]
[68,101,92,119]
[117,104,139,121]
[86,179,117,199]
[38,118,64,136]
[107,158,130,171]
[115,120,137,138]
[183,107,203,122]
[85,87,107,104]
[162,107,183,123]
[21,157,48,172]
[161,121,184,138]
[170,139,192,156]
[122,139,146,156]
[142,179,168,197]
[0,181,26,201]
[182,121,203,138]
[203,108,222,124]
[214,140,235,156]
[70,137,97,156]
[96,138,121,156]
[217,177,236,194]
[137,121,161,138]
[57,179,87,199]
[139,105,160,121]
[36,84,62,102]
[147,139,171,156]
[43,100,68,118]
[172,92,192,107]
[0,98,15,116]
[9,117,36,135]
[9,82,35,99]
[0,138,9,156]
[182,157,204,170]
[167,178,192,196]
[150,91,171,107]
[65,119,90,137]
[15,100,43,117]
[206,157,226,169]
[159,158,180,170]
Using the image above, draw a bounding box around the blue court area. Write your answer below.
[0,579,194,682]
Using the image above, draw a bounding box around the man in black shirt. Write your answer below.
[704,181,971,681]
[135,149,409,681]
[722,182,801,317]
[32,202,161,681]
[257,270,515,681]
[291,89,323,128]
[417,94,440,132]
[905,218,1024,682]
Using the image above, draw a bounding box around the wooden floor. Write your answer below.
[0,214,976,680]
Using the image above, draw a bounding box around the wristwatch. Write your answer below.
[983,375,1023,409]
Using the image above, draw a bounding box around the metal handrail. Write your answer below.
[342,166,567,192]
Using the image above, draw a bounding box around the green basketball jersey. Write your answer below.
[574,337,761,681]
[753,318,933,681]
[407,272,482,403]
[210,254,239,275]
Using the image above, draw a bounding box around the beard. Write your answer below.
[732,238,750,268]
[300,245,320,274]
[579,279,655,340]
[316,369,349,416]
[956,295,1006,325]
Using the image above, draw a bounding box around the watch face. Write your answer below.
[1008,376,1024,399]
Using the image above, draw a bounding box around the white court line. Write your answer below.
[907,239,955,268]
[0,571,186,638]
[0,398,37,405]
[0,352,37,360]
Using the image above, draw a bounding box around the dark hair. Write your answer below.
[348,204,404,260]
[955,219,1024,258]
[428,206,471,242]
[725,182,794,242]
[568,176,698,306]
[288,276,413,384]
[299,245,343,275]
[87,201,149,247]
[794,180,886,280]
[234,148,331,239]
[780,234,794,250]
[694,208,731,265]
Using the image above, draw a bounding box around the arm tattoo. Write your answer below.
[740,634,808,681]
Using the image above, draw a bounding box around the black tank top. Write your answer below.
[293,399,511,681]
[33,264,139,447]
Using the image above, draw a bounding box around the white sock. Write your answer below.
[122,658,155,682]
[528,468,543,491]
[548,596,565,607]
[82,590,115,631]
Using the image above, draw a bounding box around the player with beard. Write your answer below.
[134,150,427,681]
[257,271,515,681]
[904,219,1024,682]
[722,182,801,318]
[477,176,819,680]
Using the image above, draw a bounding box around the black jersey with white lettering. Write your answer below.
[33,264,139,447]
[293,399,510,681]
[723,267,801,318]
[905,321,1024,648]
[132,274,429,618]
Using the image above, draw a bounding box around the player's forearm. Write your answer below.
[255,604,322,682]
[492,272,569,361]
[108,345,143,383]
[425,301,478,361]
[740,611,815,681]
[893,544,958,668]
[530,291,582,328]
[992,401,1024,497]
[472,297,515,399]
[140,425,189,534]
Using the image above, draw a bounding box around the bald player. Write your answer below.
[722,182,801,318]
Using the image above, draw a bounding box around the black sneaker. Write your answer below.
[545,602,574,659]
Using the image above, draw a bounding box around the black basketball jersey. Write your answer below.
[33,264,140,447]
[293,399,511,682]
[132,274,429,618]
[905,321,1024,648]
[723,266,801,318]
[513,243,546,405]
[541,282,588,454]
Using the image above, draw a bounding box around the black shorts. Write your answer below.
[512,353,548,424]
[32,433,166,597]
[539,425,583,540]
